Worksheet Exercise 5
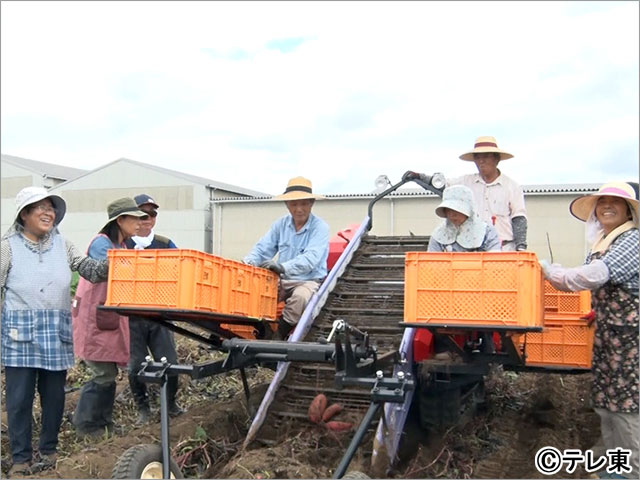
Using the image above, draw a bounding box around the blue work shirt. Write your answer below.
[244,213,330,281]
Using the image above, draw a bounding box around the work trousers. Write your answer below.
[594,407,639,478]
[279,279,321,326]
[4,367,66,464]
[128,317,178,407]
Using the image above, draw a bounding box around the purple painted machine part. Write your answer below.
[243,216,371,448]
[371,327,416,474]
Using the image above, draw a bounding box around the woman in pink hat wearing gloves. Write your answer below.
[543,181,639,479]
[1,187,109,476]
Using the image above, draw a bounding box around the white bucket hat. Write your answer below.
[435,185,474,218]
[432,185,487,249]
[15,186,66,226]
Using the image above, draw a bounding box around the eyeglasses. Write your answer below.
[141,210,157,218]
[33,204,56,214]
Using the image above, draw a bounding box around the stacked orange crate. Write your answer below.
[404,252,545,329]
[106,249,225,311]
[219,260,278,339]
[521,281,594,368]
[106,250,279,340]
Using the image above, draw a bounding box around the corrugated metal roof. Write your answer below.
[51,157,268,197]
[210,183,601,202]
[1,154,88,181]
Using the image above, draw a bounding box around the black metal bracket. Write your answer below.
[367,172,445,230]
[133,321,413,480]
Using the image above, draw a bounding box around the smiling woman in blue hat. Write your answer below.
[543,181,639,479]
[1,186,109,476]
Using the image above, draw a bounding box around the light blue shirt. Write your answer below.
[244,213,330,281]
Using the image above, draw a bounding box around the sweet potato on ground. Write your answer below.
[308,393,328,424]
[321,403,343,422]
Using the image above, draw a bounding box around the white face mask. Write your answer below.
[131,230,155,249]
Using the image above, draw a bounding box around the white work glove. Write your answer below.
[542,259,610,292]
[540,259,554,278]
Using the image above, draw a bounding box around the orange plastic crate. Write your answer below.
[544,280,591,316]
[106,249,278,320]
[403,251,544,328]
[220,324,259,340]
[520,318,594,368]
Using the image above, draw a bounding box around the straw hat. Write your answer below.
[570,182,639,222]
[14,186,66,226]
[459,136,514,161]
[101,197,148,231]
[274,176,324,201]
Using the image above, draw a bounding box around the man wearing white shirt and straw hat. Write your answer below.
[449,135,528,251]
[244,176,330,340]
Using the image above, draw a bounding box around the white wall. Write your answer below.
[211,193,590,267]
[1,162,42,235]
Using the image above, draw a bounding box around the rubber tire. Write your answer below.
[343,471,371,479]
[112,444,183,479]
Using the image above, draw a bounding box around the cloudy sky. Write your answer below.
[1,1,638,195]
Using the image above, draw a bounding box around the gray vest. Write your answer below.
[5,233,72,311]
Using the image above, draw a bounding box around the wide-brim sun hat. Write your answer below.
[459,136,514,161]
[435,185,475,218]
[570,181,639,222]
[102,197,149,231]
[273,176,325,201]
[14,186,67,226]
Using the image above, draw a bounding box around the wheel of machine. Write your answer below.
[343,470,371,479]
[112,444,183,479]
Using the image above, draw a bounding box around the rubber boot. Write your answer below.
[72,381,116,437]
[99,382,116,433]
[128,374,151,425]
[166,376,185,417]
[277,318,294,340]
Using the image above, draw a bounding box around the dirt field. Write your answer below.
[1,336,600,479]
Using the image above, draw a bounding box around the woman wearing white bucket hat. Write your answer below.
[1,186,109,476]
[428,185,502,252]
[449,136,528,252]
[543,181,639,478]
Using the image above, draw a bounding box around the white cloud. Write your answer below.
[1,1,638,195]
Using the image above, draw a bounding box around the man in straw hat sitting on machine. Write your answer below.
[244,176,330,340]
[449,136,528,251]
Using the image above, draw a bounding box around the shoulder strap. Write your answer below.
[152,234,171,248]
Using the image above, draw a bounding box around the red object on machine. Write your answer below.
[413,329,435,362]
[413,330,502,362]
[327,223,361,271]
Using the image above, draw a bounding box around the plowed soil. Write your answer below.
[1,337,600,479]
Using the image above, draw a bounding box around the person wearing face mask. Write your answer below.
[1,187,109,476]
[123,194,184,425]
[71,197,147,439]
[448,136,528,251]
[542,182,639,479]
[428,185,502,253]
